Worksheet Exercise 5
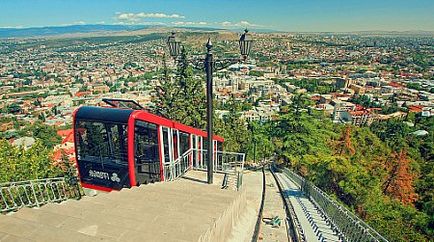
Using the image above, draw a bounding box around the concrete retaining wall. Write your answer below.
[199,188,248,242]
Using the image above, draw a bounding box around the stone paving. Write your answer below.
[0,171,246,242]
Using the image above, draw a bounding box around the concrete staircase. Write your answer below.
[0,171,247,242]
[225,173,239,191]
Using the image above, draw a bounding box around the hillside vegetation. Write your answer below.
[244,99,433,241]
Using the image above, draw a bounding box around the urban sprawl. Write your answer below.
[0,31,433,158]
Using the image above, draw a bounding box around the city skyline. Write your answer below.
[1,0,434,32]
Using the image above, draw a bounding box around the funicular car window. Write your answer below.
[179,132,190,155]
[135,121,160,180]
[162,127,170,164]
[135,121,159,164]
[217,141,223,152]
[76,121,128,165]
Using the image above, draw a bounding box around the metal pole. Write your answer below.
[252,125,256,163]
[205,38,214,184]
[254,140,256,163]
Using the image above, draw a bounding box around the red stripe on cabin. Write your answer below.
[127,113,137,187]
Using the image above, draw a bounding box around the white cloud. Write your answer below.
[169,19,264,29]
[74,21,86,25]
[172,21,208,26]
[114,21,167,26]
[115,12,185,23]
[220,21,232,26]
[218,20,262,28]
[0,25,25,28]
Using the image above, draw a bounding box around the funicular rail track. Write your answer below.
[281,167,388,242]
[251,166,266,242]
[270,166,306,242]
[251,165,295,242]
[271,165,389,242]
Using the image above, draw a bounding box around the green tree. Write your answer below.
[214,98,249,153]
[174,48,207,128]
[19,121,62,149]
[0,139,63,183]
[153,49,206,129]
[246,121,275,162]
[270,109,431,240]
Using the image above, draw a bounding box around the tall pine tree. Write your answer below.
[154,53,180,120]
[153,49,206,129]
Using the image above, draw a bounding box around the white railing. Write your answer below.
[192,149,245,173]
[163,148,246,190]
[1,177,81,213]
[192,149,245,190]
[164,149,193,181]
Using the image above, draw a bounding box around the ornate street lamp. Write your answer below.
[167,31,181,58]
[166,30,253,184]
[239,28,253,58]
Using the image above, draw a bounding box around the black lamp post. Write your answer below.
[167,30,253,184]
[204,39,214,184]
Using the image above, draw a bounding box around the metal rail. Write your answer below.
[192,149,246,190]
[164,149,246,191]
[251,166,266,242]
[1,177,81,213]
[281,167,389,242]
[164,149,193,181]
[192,149,245,173]
[271,166,306,242]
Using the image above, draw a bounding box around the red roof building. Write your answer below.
[57,129,74,144]
[408,105,423,113]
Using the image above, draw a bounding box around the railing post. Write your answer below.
[30,181,40,207]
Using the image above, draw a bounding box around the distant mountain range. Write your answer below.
[0,24,282,38]
[2,24,430,39]
[0,24,154,38]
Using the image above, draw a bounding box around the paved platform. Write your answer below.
[0,171,246,242]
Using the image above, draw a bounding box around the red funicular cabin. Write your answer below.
[73,99,224,192]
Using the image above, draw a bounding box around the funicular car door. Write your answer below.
[161,126,174,180]
[178,131,191,172]
[133,120,161,184]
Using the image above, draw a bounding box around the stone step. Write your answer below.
[0,215,40,239]
[9,207,70,228]
[29,224,112,242]
[1,170,244,242]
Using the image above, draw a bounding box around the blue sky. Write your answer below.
[0,0,433,31]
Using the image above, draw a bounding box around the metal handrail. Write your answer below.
[162,148,246,191]
[282,167,389,242]
[193,149,245,172]
[189,149,245,190]
[1,177,81,213]
[164,148,193,181]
